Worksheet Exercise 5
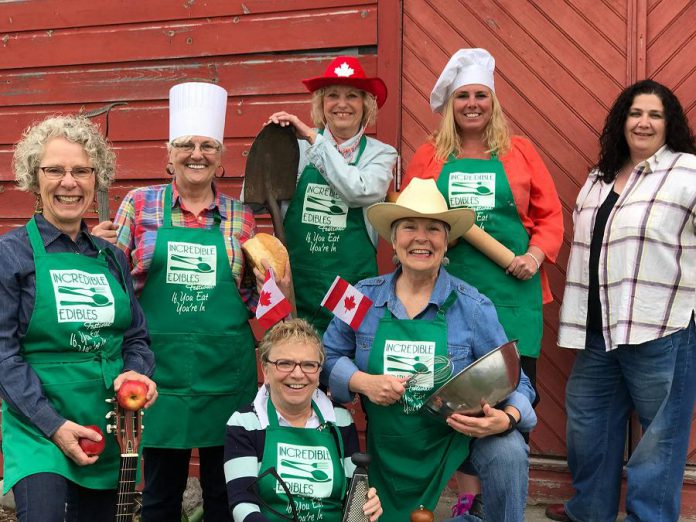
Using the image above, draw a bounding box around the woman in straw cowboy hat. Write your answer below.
[265,55,397,334]
[321,178,536,522]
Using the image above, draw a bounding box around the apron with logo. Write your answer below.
[2,217,131,492]
[139,184,256,448]
[363,291,470,521]
[284,135,377,334]
[436,155,543,357]
[257,398,345,521]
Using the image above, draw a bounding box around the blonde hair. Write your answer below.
[13,115,115,192]
[258,319,325,365]
[309,87,378,129]
[432,90,510,161]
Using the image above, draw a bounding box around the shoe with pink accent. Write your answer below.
[451,493,476,517]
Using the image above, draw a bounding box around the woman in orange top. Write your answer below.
[403,48,563,518]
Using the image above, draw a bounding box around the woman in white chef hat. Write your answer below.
[403,48,564,518]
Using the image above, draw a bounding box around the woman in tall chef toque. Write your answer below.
[266,55,397,333]
[92,82,258,521]
[0,115,156,522]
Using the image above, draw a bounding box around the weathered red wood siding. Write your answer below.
[402,0,696,513]
[0,0,401,477]
[0,0,402,234]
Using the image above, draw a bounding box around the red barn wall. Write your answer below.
[401,0,696,512]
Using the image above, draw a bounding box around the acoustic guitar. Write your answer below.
[106,398,143,522]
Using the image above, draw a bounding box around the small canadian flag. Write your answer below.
[321,276,372,330]
[256,269,292,330]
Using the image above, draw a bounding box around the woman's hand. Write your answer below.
[91,220,118,245]
[362,487,383,521]
[349,371,409,406]
[113,370,158,409]
[50,420,102,466]
[266,112,316,143]
[446,403,518,438]
[254,259,293,301]
[505,246,544,280]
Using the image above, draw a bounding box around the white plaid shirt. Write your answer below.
[558,146,696,351]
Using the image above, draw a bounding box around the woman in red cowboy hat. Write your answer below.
[266,55,398,334]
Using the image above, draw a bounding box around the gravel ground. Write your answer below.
[0,506,14,522]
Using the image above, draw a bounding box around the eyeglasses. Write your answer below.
[265,359,322,374]
[39,166,95,180]
[171,141,221,154]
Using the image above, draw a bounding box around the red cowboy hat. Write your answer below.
[302,56,388,108]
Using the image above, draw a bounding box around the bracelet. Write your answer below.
[496,412,518,437]
[524,251,541,271]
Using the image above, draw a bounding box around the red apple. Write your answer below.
[116,379,148,411]
[78,425,105,456]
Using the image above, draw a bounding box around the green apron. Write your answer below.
[2,217,131,493]
[257,398,345,521]
[284,135,377,334]
[138,184,256,448]
[363,291,470,521]
[436,155,543,357]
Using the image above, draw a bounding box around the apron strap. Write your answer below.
[437,290,458,317]
[26,217,46,255]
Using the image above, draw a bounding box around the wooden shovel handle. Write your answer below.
[462,225,515,269]
[264,194,296,317]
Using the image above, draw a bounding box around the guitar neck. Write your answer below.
[114,453,138,522]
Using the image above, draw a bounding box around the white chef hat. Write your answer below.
[430,48,496,113]
[169,82,228,143]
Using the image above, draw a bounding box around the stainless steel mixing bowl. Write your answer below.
[422,340,521,417]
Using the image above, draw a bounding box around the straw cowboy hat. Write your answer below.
[302,56,388,108]
[367,178,475,241]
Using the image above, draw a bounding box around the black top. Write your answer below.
[587,190,620,332]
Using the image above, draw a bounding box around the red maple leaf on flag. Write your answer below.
[259,291,272,307]
[344,295,356,311]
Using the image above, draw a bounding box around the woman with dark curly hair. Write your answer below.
[546,79,696,522]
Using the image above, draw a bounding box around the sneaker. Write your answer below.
[469,494,484,518]
[451,493,475,517]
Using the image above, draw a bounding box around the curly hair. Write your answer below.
[13,115,116,192]
[432,89,510,161]
[258,319,325,366]
[309,87,378,130]
[595,79,696,182]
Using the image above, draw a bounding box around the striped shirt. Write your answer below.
[113,180,257,307]
[224,387,359,522]
[558,146,696,350]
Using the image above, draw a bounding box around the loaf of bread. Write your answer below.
[241,233,288,279]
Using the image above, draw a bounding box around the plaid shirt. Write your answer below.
[558,146,696,350]
[114,180,257,308]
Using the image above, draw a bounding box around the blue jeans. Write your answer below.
[565,319,696,522]
[141,446,230,522]
[13,473,116,522]
[443,429,529,522]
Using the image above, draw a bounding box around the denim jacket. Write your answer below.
[321,268,537,431]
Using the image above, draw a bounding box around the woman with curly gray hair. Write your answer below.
[0,114,156,522]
